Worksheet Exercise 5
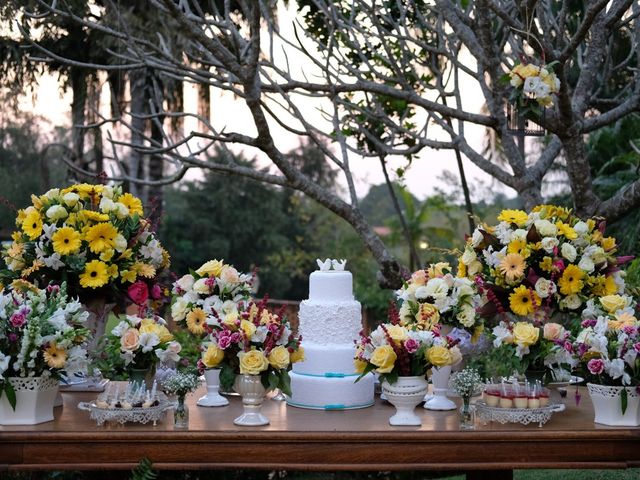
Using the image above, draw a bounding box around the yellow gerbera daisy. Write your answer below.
[79,260,109,288]
[497,209,528,227]
[64,183,104,199]
[555,222,578,240]
[507,238,529,257]
[22,210,43,240]
[456,261,468,278]
[558,264,585,295]
[43,343,67,369]
[78,210,110,224]
[52,227,82,256]
[509,285,541,316]
[498,253,526,282]
[186,308,207,335]
[118,193,144,217]
[84,222,118,253]
[133,262,156,278]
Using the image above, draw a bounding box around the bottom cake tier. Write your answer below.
[286,371,375,410]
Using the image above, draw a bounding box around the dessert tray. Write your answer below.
[475,400,565,427]
[78,392,174,426]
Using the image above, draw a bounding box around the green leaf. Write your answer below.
[0,382,17,411]
[219,364,236,392]
[267,370,280,391]
[279,370,292,397]
[621,387,628,415]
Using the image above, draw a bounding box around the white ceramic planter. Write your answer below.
[0,376,59,425]
[424,365,456,411]
[382,376,428,426]
[587,383,640,426]
[233,374,269,426]
[197,369,229,407]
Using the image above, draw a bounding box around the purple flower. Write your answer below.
[404,338,419,354]
[623,326,637,336]
[581,319,597,328]
[563,341,574,353]
[9,309,28,328]
[587,358,605,375]
[578,343,590,357]
[205,277,216,289]
[633,343,640,354]
[217,335,232,350]
[8,333,18,342]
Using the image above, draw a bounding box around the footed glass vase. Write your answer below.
[425,365,456,411]
[174,394,189,429]
[197,369,229,407]
[382,376,428,426]
[128,365,156,390]
[233,374,269,426]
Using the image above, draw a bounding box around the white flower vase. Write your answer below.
[233,374,269,426]
[197,369,229,407]
[382,376,428,426]
[587,383,640,427]
[425,365,456,411]
[0,376,59,425]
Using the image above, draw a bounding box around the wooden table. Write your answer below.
[1,386,640,478]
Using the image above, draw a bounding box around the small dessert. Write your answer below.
[485,390,500,407]
[539,389,550,407]
[96,399,109,409]
[514,394,528,409]
[499,394,514,408]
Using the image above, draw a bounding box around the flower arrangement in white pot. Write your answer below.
[0,282,90,424]
[574,294,640,426]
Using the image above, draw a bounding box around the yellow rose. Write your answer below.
[600,295,627,314]
[196,259,225,277]
[513,322,540,347]
[386,324,408,343]
[267,346,290,370]
[240,320,257,339]
[354,358,368,374]
[202,344,225,368]
[290,346,305,364]
[155,325,173,343]
[370,345,397,374]
[120,328,140,352]
[238,349,269,375]
[426,345,453,367]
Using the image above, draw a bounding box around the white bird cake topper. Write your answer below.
[316,258,347,271]
[332,259,347,271]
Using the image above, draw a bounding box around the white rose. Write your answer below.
[534,219,557,237]
[115,203,129,219]
[534,278,557,299]
[414,286,430,300]
[578,256,595,273]
[193,278,211,294]
[541,237,559,253]
[101,186,114,199]
[512,229,528,241]
[62,192,80,208]
[175,274,195,293]
[46,205,68,221]
[113,234,127,253]
[424,278,449,299]
[44,188,60,200]
[574,221,589,235]
[471,229,484,248]
[561,243,577,263]
[461,248,477,265]
[560,294,582,310]
[171,298,188,322]
[99,197,117,213]
[456,304,476,328]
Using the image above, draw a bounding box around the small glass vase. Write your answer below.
[459,396,475,430]
[174,394,189,429]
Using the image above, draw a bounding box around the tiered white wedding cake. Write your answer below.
[287,259,375,410]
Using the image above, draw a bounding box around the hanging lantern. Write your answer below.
[506,98,546,137]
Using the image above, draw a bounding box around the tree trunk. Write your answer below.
[148,74,165,228]
[197,79,210,133]
[70,68,87,178]
[128,68,147,201]
[561,135,601,217]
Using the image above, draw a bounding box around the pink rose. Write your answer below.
[404,338,419,354]
[150,284,163,300]
[220,266,240,284]
[10,311,27,328]
[410,270,428,285]
[543,323,563,341]
[128,280,149,306]
[120,328,140,352]
[587,358,605,375]
[217,335,232,350]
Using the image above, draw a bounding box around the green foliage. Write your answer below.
[0,380,17,410]
[171,329,202,372]
[130,458,157,480]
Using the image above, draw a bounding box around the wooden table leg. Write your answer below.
[466,470,514,480]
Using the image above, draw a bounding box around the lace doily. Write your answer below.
[78,393,174,426]
[476,401,565,427]
[587,383,639,399]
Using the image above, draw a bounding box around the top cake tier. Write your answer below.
[308,270,354,302]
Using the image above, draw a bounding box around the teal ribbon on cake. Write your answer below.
[295,372,360,378]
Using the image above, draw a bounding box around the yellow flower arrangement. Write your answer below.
[1,184,170,303]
